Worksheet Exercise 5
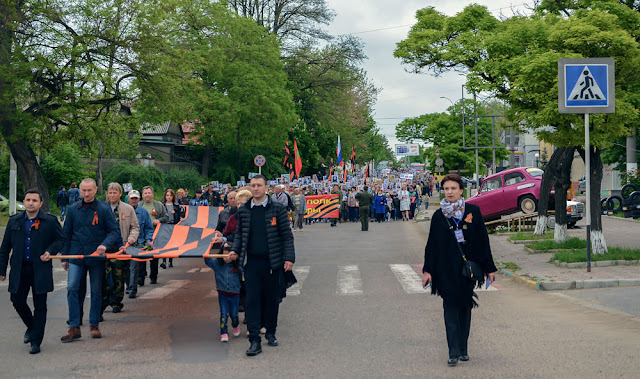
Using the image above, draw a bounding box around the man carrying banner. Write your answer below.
[229,174,295,357]
[0,190,65,354]
[61,178,121,342]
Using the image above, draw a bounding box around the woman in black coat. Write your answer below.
[422,174,497,366]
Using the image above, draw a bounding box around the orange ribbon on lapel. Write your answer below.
[271,217,277,226]
[92,211,99,225]
[32,219,40,230]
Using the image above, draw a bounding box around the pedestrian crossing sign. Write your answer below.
[558,58,615,114]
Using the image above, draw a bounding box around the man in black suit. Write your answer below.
[0,190,65,354]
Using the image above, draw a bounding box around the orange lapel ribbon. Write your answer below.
[32,219,40,230]
[271,217,277,226]
[92,211,98,225]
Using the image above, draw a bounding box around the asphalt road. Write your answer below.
[1,219,640,378]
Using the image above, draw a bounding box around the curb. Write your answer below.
[604,215,640,224]
[500,269,541,290]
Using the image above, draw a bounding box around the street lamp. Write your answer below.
[534,153,540,168]
[440,96,454,108]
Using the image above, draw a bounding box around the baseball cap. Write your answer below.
[129,190,141,198]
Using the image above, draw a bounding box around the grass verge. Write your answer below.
[525,237,586,251]
[502,262,520,271]
[508,232,553,241]
[551,247,640,263]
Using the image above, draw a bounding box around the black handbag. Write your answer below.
[444,216,484,282]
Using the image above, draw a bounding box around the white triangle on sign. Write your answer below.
[567,66,605,101]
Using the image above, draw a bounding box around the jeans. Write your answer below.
[348,207,358,222]
[127,260,139,294]
[60,205,67,220]
[218,294,240,335]
[11,262,47,346]
[67,260,105,327]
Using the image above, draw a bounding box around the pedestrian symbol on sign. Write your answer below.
[568,68,605,101]
[564,64,609,107]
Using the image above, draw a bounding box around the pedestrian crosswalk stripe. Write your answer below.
[286,266,310,296]
[201,268,211,273]
[139,280,189,299]
[389,264,425,294]
[337,265,363,295]
[187,268,200,273]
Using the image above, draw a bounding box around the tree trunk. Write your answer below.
[201,143,211,177]
[578,147,607,254]
[96,144,104,194]
[534,147,564,235]
[552,147,575,243]
[2,122,51,211]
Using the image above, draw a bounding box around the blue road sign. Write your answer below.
[565,64,608,107]
[254,155,266,167]
[558,58,615,114]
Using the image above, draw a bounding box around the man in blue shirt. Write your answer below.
[126,190,154,298]
[0,190,65,354]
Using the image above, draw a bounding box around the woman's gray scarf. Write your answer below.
[440,197,465,219]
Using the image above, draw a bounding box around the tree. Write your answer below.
[0,0,169,208]
[394,2,640,252]
[227,0,335,48]
[396,101,509,175]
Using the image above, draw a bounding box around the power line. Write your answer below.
[345,2,532,36]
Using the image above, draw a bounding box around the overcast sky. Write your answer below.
[324,0,533,151]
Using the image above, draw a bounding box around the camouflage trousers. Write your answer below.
[102,259,127,313]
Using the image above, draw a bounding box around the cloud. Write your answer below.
[324,0,530,150]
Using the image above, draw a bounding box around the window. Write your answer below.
[525,168,544,177]
[481,177,503,193]
[504,172,526,186]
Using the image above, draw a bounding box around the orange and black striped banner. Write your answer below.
[304,194,339,219]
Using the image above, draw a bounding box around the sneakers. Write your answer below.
[232,327,241,337]
[60,327,81,343]
[220,333,229,342]
[89,326,102,339]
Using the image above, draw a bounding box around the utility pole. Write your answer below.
[473,92,479,181]
[627,128,637,178]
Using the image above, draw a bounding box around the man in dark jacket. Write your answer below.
[60,178,121,342]
[355,186,373,231]
[0,190,65,354]
[229,175,295,357]
[57,186,69,221]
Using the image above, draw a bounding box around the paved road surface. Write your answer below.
[1,219,639,378]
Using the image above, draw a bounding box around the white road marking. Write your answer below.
[286,266,310,296]
[337,265,363,295]
[187,268,200,273]
[200,268,212,273]
[139,280,189,299]
[205,289,218,298]
[389,264,425,294]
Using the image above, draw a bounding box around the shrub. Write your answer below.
[103,162,165,196]
[164,167,206,194]
[40,142,91,199]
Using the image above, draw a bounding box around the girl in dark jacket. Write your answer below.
[160,189,185,269]
[422,174,497,366]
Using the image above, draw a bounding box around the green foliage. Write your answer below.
[164,167,206,194]
[103,163,165,195]
[526,237,587,251]
[508,232,554,241]
[396,101,508,174]
[40,143,91,199]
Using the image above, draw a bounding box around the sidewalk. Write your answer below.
[417,207,640,291]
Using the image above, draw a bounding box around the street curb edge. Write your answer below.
[500,269,541,290]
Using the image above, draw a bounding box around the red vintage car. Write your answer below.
[466,167,546,220]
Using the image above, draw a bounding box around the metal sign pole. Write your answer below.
[259,166,261,175]
[585,113,591,272]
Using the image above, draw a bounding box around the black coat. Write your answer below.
[232,196,295,270]
[423,203,497,307]
[0,210,65,294]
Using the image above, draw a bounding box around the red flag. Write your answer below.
[284,141,291,168]
[294,140,302,180]
[343,165,347,183]
[350,146,356,170]
[364,162,369,183]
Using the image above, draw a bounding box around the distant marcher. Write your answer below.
[126,190,154,298]
[57,186,69,221]
[398,184,410,221]
[0,190,65,354]
[290,187,307,231]
[68,183,80,205]
[422,174,497,366]
[189,189,209,206]
[374,190,387,223]
[355,186,373,231]
[160,188,184,269]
